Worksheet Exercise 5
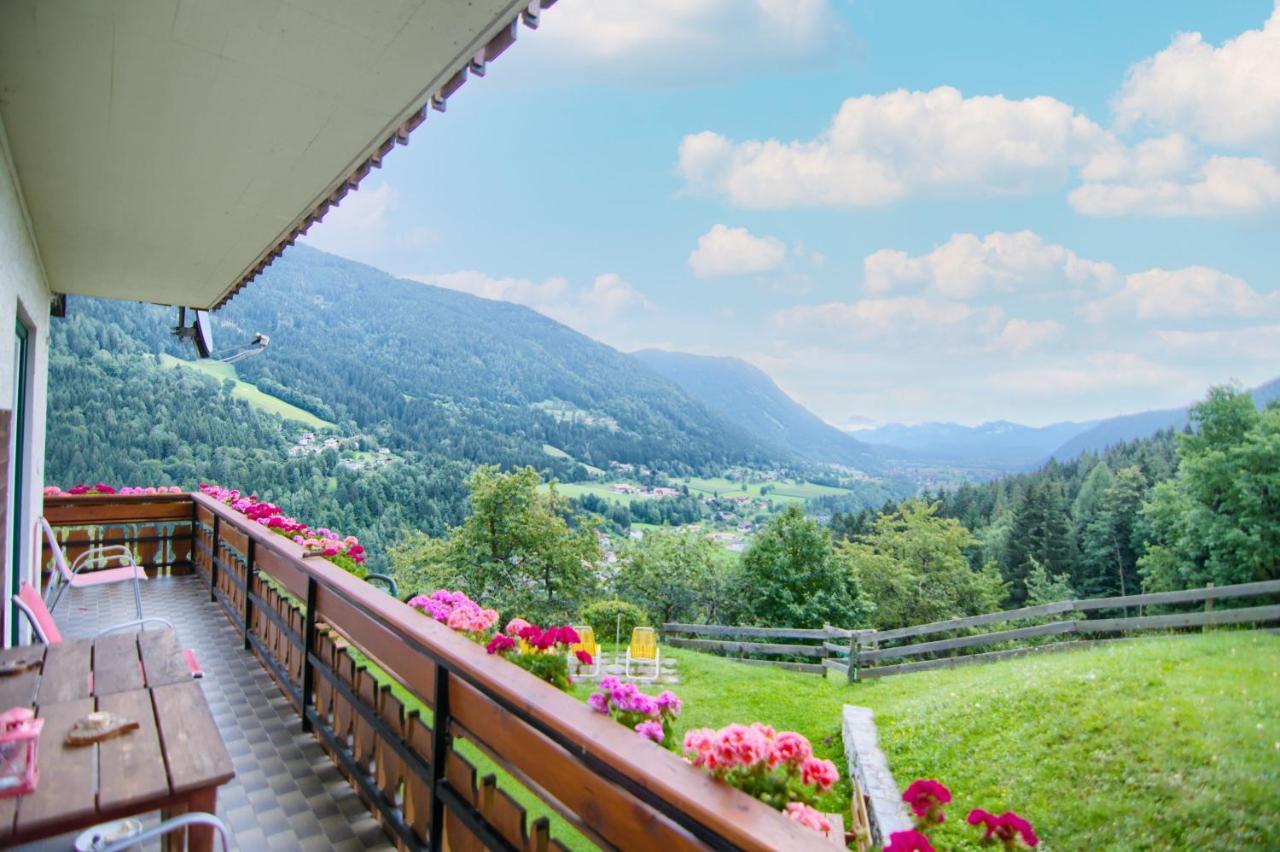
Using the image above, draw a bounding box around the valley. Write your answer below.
[46,244,1279,573]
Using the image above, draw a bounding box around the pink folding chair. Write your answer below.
[14,582,202,678]
[38,516,146,619]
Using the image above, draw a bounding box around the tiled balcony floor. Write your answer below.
[20,575,394,852]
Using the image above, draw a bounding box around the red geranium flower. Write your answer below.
[575,650,593,665]
[883,829,935,852]
[486,635,515,655]
[968,809,1039,848]
[903,778,952,825]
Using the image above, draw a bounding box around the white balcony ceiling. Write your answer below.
[0,0,535,310]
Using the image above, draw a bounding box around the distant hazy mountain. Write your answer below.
[857,420,1096,473]
[1049,377,1280,461]
[630,350,885,473]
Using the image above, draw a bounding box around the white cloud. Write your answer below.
[1112,3,1280,151]
[688,224,787,278]
[300,182,436,262]
[864,230,1119,298]
[409,270,651,345]
[992,319,1064,356]
[989,353,1188,397]
[534,0,845,80]
[772,296,1001,347]
[419,270,570,306]
[1157,324,1280,361]
[1070,153,1280,216]
[1082,266,1273,321]
[678,87,1110,208]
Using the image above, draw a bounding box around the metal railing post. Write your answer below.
[301,575,318,733]
[429,664,452,850]
[210,514,220,601]
[243,538,256,650]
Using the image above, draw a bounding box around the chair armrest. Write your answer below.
[82,812,230,852]
[95,617,175,637]
[71,544,137,574]
[364,573,399,596]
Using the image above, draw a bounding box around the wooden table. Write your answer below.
[0,629,234,851]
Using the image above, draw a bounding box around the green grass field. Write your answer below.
[681,476,852,505]
[159,354,335,429]
[544,477,855,510]
[542,443,572,460]
[544,481,647,505]
[610,632,1279,849]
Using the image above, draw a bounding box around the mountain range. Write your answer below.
[1049,376,1280,461]
[49,243,1278,501]
[854,420,1096,474]
[630,350,884,472]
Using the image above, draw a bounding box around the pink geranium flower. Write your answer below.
[799,757,839,791]
[784,803,831,833]
[683,728,718,768]
[655,690,682,716]
[768,731,812,767]
[634,720,664,743]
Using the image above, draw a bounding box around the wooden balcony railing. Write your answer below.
[42,493,195,578]
[42,493,823,851]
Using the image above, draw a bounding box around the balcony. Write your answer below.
[35,493,821,851]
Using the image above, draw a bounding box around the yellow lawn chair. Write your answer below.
[624,626,660,682]
[569,625,601,679]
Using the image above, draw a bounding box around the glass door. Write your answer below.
[7,320,29,645]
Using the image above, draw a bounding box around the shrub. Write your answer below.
[579,599,648,644]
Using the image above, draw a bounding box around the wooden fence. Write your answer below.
[823,579,1280,680]
[663,580,1280,682]
[661,624,829,673]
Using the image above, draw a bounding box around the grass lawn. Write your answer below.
[159,354,335,429]
[615,631,1278,849]
[855,631,1280,849]
[681,476,852,505]
[545,481,644,505]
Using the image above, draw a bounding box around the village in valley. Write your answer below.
[289,430,399,472]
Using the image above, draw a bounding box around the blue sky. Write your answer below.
[304,0,1280,427]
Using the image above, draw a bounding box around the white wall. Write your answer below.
[0,111,51,646]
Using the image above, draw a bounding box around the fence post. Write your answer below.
[243,538,256,651]
[210,514,220,602]
[1203,582,1214,632]
[847,630,858,684]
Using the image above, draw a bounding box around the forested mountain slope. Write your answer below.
[46,246,812,566]
[62,246,781,479]
[47,307,473,567]
[631,349,884,472]
[226,247,782,473]
[1049,377,1279,461]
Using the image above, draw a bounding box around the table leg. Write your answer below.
[160,801,188,852]
[186,788,219,852]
